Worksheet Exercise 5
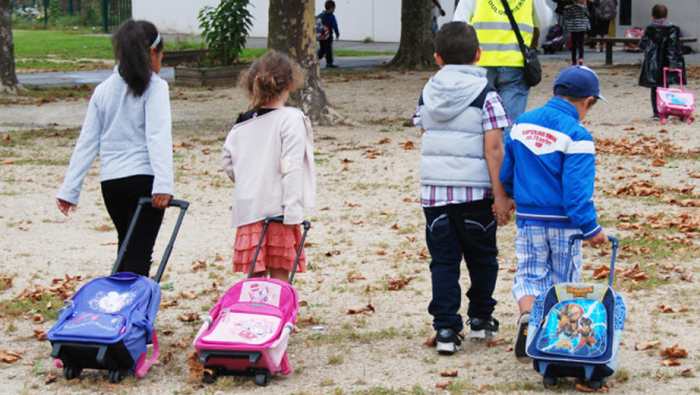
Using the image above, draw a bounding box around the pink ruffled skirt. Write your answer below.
[233,221,306,274]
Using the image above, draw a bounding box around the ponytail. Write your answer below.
[113,20,164,97]
[239,51,306,109]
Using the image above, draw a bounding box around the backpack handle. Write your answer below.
[568,234,619,286]
[663,67,683,90]
[248,216,312,284]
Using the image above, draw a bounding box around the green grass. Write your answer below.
[12,29,395,72]
[0,294,63,321]
[14,29,114,60]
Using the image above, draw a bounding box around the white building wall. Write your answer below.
[133,0,697,50]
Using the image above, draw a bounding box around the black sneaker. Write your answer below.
[515,312,531,363]
[436,328,463,355]
[326,64,339,68]
[468,316,499,339]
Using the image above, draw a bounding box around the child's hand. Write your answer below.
[492,196,515,226]
[152,194,171,210]
[587,231,608,248]
[56,198,75,216]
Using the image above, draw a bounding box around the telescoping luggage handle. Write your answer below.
[663,67,683,90]
[111,197,190,283]
[568,234,619,287]
[248,216,311,284]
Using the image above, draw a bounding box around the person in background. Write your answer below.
[453,0,553,144]
[563,0,590,66]
[56,20,173,277]
[638,3,686,121]
[317,0,340,68]
[431,0,446,38]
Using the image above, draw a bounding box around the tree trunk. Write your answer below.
[389,0,435,70]
[0,0,23,93]
[268,0,336,125]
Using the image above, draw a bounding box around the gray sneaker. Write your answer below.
[436,328,463,355]
[468,316,499,339]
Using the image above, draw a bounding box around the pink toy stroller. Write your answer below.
[657,67,695,125]
[193,216,310,386]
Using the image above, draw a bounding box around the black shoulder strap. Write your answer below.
[500,0,529,57]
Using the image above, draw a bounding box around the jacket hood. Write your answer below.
[422,65,488,122]
[647,23,675,43]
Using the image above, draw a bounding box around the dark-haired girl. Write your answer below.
[222,51,316,282]
[56,20,173,277]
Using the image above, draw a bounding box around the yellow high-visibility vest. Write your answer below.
[471,0,534,67]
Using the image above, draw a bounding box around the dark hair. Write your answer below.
[113,20,164,97]
[652,4,667,19]
[435,22,479,65]
[239,51,306,109]
[325,1,335,11]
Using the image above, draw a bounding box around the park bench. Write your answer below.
[588,37,697,65]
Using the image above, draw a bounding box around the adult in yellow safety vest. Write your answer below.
[454,0,553,143]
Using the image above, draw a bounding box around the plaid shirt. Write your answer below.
[416,90,511,207]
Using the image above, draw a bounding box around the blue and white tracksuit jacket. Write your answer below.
[500,97,602,239]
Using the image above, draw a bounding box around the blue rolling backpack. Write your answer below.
[526,235,626,390]
[47,198,188,383]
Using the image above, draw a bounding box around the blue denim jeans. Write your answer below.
[423,200,499,332]
[485,66,530,144]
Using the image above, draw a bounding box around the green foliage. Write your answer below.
[198,0,253,65]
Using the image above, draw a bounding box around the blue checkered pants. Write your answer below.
[512,225,583,302]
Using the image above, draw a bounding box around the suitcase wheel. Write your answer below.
[203,370,217,384]
[254,372,271,387]
[543,375,557,388]
[109,369,125,384]
[588,378,604,390]
[63,366,82,380]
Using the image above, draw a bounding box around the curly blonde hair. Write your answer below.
[239,51,306,109]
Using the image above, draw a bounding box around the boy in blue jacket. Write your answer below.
[499,66,609,362]
[414,22,514,356]
[317,1,340,68]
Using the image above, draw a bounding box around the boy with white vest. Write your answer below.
[413,21,514,355]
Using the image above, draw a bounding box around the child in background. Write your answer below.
[638,3,686,121]
[316,1,340,68]
[56,20,173,277]
[222,52,317,282]
[563,0,591,65]
[413,21,514,355]
[500,66,610,363]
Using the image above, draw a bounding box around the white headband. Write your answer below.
[150,33,161,49]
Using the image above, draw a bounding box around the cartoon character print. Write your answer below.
[88,291,135,313]
[248,283,270,304]
[554,303,583,339]
[574,316,597,351]
[238,319,275,341]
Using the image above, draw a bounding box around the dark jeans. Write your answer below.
[317,38,334,66]
[101,175,164,276]
[651,87,658,116]
[423,199,499,332]
[570,31,585,63]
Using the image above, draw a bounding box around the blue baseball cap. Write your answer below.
[553,66,608,103]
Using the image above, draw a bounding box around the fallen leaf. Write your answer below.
[345,303,375,315]
[378,137,392,144]
[178,313,199,322]
[2,159,15,165]
[0,349,23,363]
[424,333,437,347]
[186,351,203,382]
[635,340,661,350]
[662,358,681,366]
[440,369,458,377]
[325,250,341,257]
[347,274,366,283]
[575,383,596,392]
[592,265,610,280]
[387,276,414,291]
[375,250,386,256]
[160,300,178,308]
[191,260,207,272]
[45,374,57,384]
[163,351,174,365]
[380,210,396,216]
[215,253,224,262]
[486,337,505,347]
[659,342,687,358]
[32,314,43,323]
[436,382,451,389]
[180,291,197,300]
